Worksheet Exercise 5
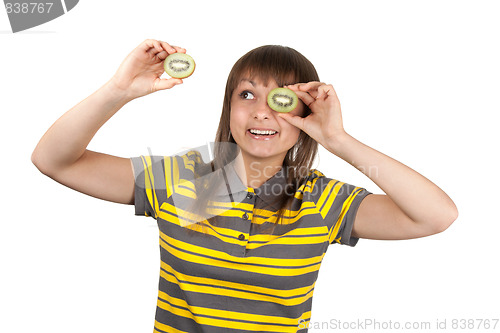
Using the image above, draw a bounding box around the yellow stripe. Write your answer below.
[294,190,304,200]
[154,320,189,333]
[251,202,318,225]
[186,150,201,162]
[176,179,195,191]
[165,156,173,199]
[247,225,328,248]
[181,154,195,173]
[264,226,328,238]
[207,200,254,211]
[330,187,363,244]
[158,207,247,245]
[175,189,197,199]
[160,226,325,266]
[159,260,315,305]
[159,197,253,214]
[246,235,327,249]
[159,203,211,225]
[206,206,252,218]
[311,169,324,178]
[159,233,323,276]
[156,291,309,331]
[252,206,280,219]
[318,180,344,219]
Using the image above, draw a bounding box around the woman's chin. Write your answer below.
[241,147,284,162]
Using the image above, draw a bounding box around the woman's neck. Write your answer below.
[233,151,284,189]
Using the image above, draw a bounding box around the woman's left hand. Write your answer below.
[278,81,347,151]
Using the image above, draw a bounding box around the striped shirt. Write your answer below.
[131,151,371,333]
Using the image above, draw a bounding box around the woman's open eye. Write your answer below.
[239,90,255,100]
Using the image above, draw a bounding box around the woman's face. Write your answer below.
[230,76,305,164]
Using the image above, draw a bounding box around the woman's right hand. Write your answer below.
[109,39,185,101]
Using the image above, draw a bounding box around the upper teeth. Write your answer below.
[250,129,277,135]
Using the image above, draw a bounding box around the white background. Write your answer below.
[1,1,499,332]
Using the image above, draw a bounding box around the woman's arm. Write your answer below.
[31,81,135,204]
[280,81,458,240]
[326,132,458,239]
[31,39,184,205]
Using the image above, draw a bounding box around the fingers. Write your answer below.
[286,82,338,106]
[297,81,324,91]
[277,113,305,131]
[293,90,315,108]
[139,39,166,53]
[154,78,183,91]
[286,83,316,108]
[316,84,338,100]
[170,44,186,54]
[288,81,324,96]
[141,39,186,58]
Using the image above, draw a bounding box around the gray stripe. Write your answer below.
[338,189,372,246]
[162,235,321,270]
[158,276,314,321]
[159,246,322,291]
[158,218,329,260]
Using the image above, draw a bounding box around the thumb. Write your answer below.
[278,113,305,130]
[155,78,183,91]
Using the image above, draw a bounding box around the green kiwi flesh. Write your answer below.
[267,88,298,113]
[163,53,196,78]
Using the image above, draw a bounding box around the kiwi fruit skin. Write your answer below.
[163,53,196,79]
[267,88,299,113]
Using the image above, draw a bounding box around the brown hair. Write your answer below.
[185,45,320,232]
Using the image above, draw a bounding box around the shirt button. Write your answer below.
[238,234,245,241]
[242,212,249,220]
[246,192,254,199]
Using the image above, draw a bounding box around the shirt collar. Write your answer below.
[253,166,288,205]
[213,159,289,207]
[212,159,247,199]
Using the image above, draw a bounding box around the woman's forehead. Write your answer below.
[237,77,272,87]
[236,72,296,87]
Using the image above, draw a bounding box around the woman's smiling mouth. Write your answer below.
[247,128,279,140]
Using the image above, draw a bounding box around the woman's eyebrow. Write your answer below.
[239,78,256,87]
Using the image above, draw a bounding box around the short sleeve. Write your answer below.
[310,174,372,247]
[130,155,168,219]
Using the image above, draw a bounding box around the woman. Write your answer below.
[32,39,458,332]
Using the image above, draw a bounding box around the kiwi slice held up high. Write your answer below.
[267,88,298,113]
[163,53,196,79]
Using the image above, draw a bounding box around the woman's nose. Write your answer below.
[253,100,273,119]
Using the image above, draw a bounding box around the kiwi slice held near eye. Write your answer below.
[267,88,299,113]
[163,53,196,78]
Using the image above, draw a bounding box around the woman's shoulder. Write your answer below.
[174,150,204,163]
[306,168,326,179]
[171,150,211,176]
[302,168,359,194]
[303,168,332,186]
